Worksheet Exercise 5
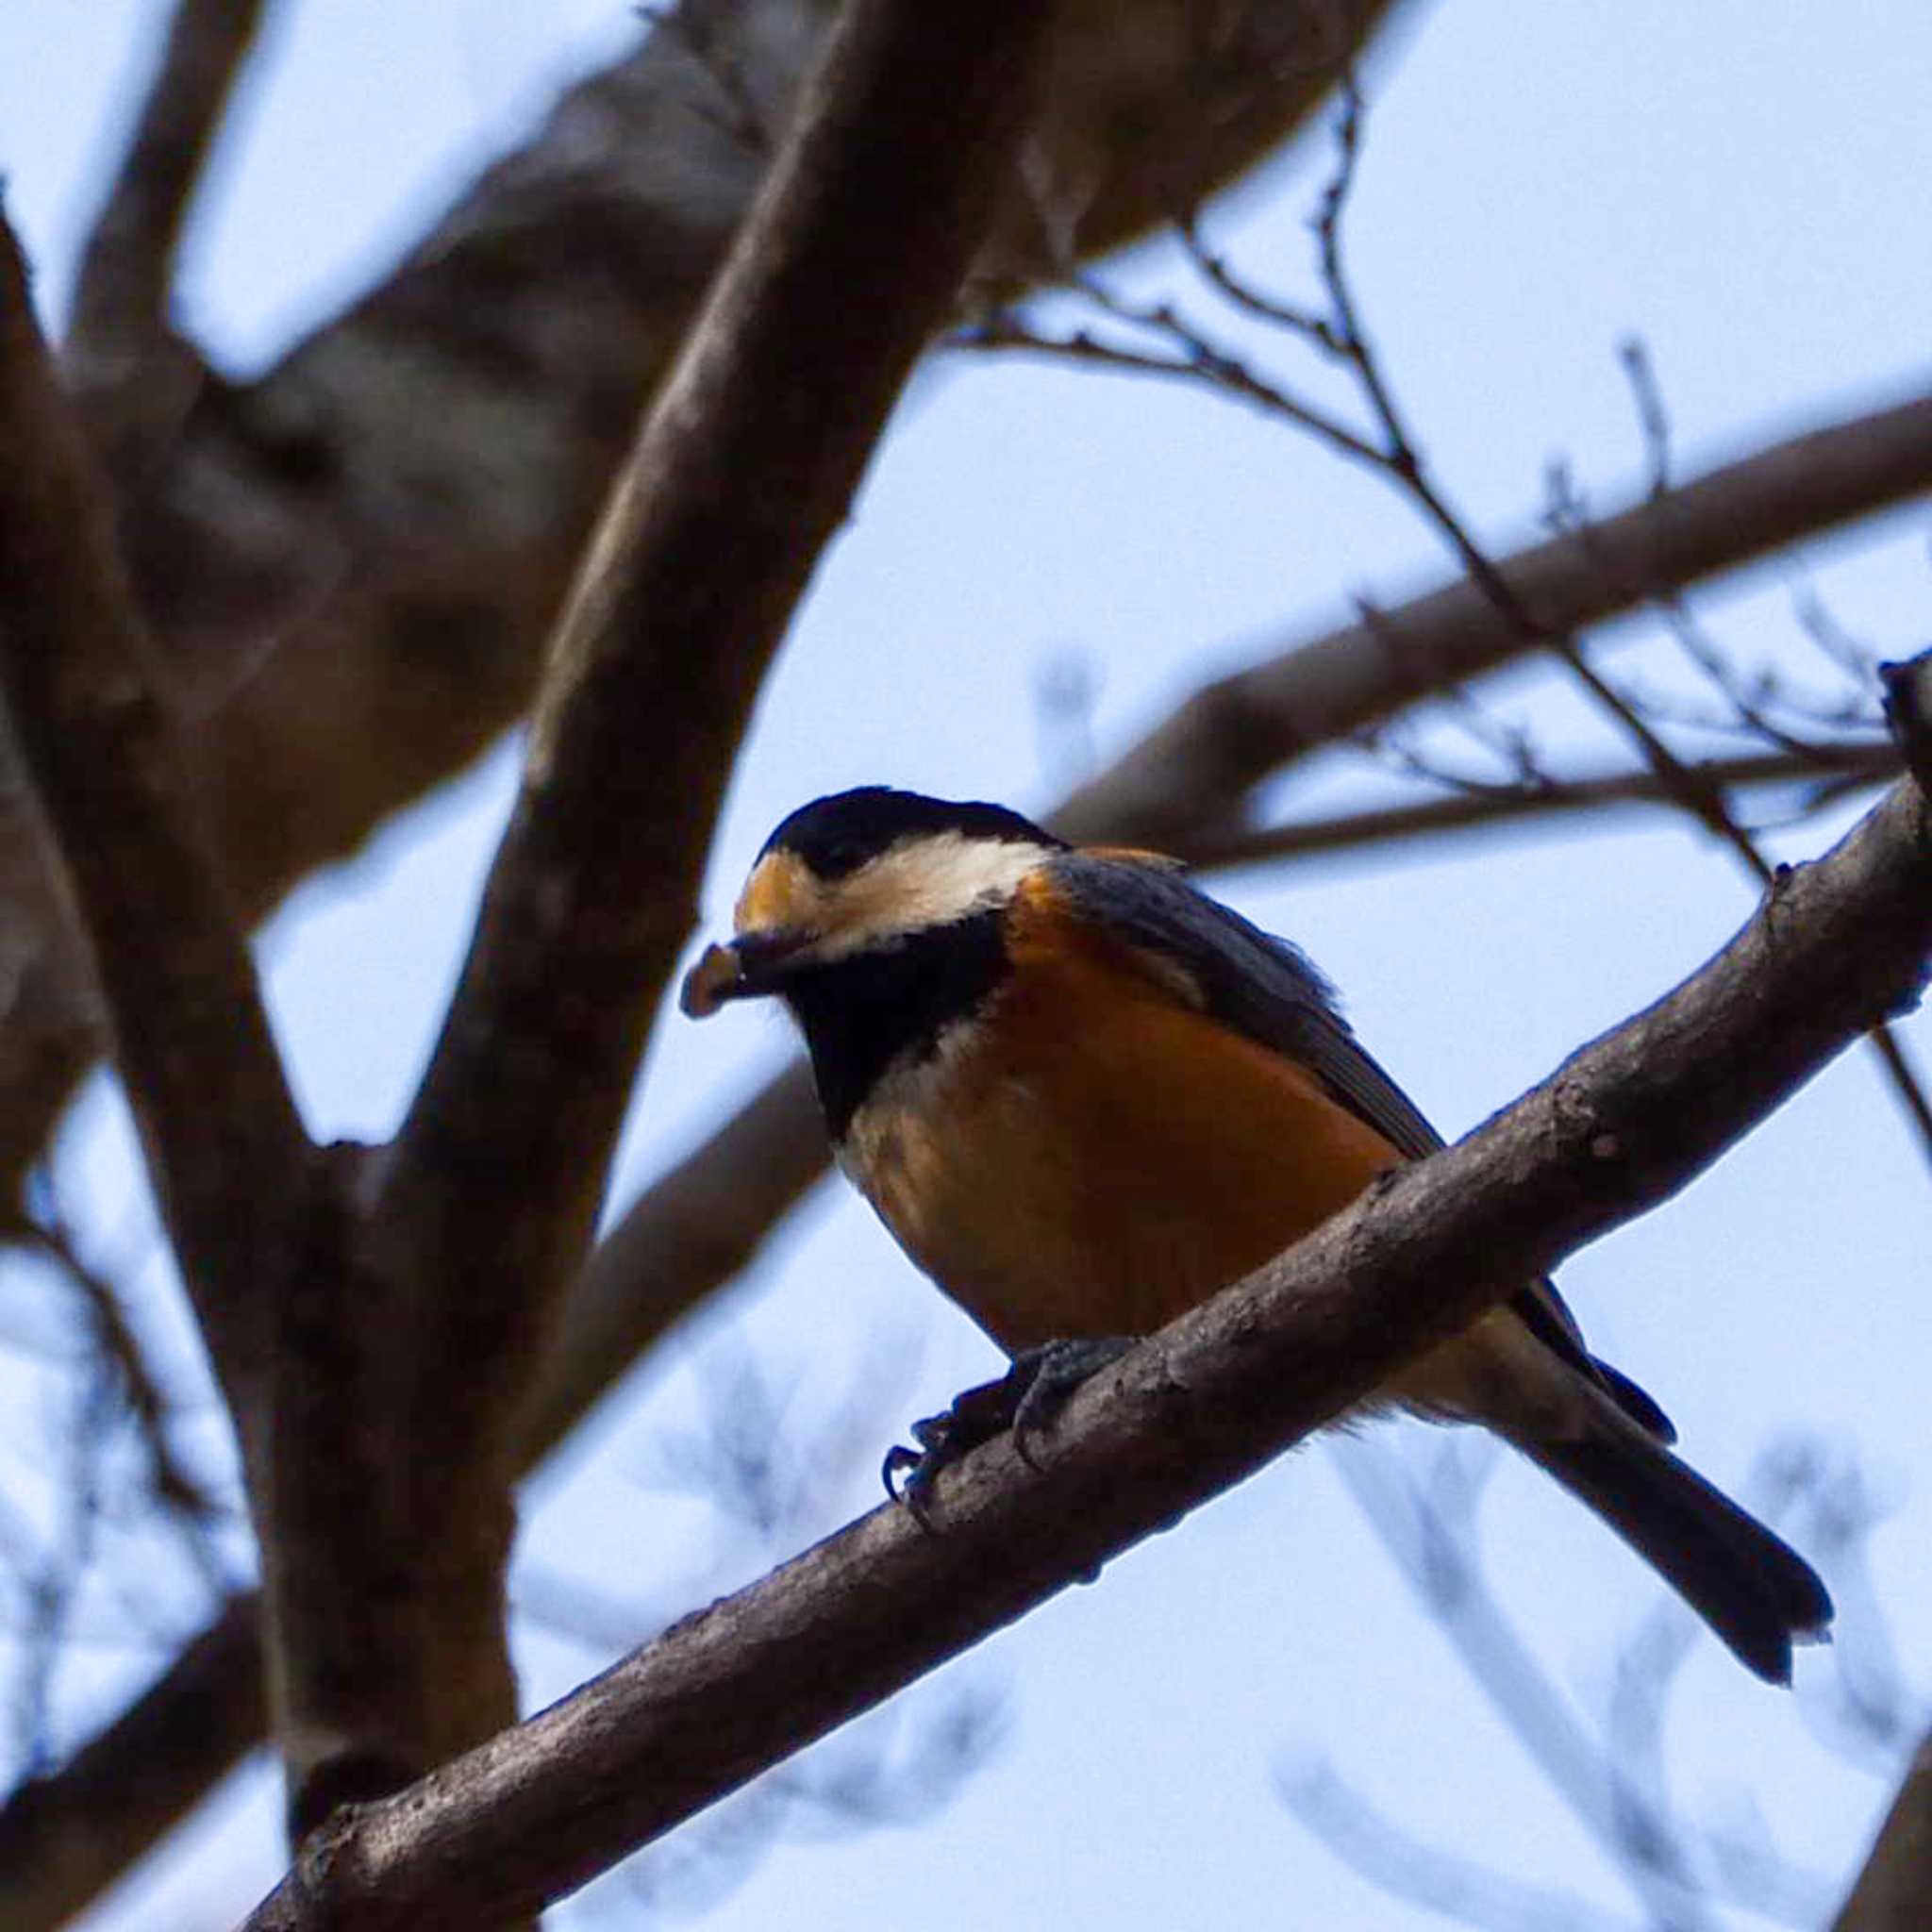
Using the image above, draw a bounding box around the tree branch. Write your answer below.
[0,208,312,1416]
[244,0,1067,1840]
[1836,1726,1932,1932]
[239,769,1932,1930]
[1187,742,1900,872]
[375,0,1060,1534]
[0,0,1393,1209]
[0,1604,267,1931]
[1051,390,1932,845]
[63,0,268,475]
[527,1062,827,1459]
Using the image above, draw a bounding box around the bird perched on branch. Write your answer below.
[681,786,1831,1681]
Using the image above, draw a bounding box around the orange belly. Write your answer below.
[841,940,1403,1355]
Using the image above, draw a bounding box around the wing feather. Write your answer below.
[1045,852,1674,1440]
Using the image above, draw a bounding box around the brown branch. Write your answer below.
[959,299,1386,467]
[0,1604,267,1931]
[239,772,1932,1930]
[375,0,1060,1536]
[0,0,1391,1213]
[0,209,313,1415]
[250,0,1066,1840]
[63,0,268,475]
[1050,391,1932,846]
[527,1063,826,1459]
[1834,1727,1932,1932]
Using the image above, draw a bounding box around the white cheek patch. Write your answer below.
[811,834,1047,959]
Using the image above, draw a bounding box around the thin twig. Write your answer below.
[1190,743,1900,872]
[957,301,1383,467]
[63,0,267,475]
[23,1209,228,1567]
[1280,1756,1644,1932]
[1331,1437,1715,1929]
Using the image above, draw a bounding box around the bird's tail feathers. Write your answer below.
[1517,1418,1832,1684]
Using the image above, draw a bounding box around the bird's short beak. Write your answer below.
[678,930,811,1018]
[679,943,744,1018]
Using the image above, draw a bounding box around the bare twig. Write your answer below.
[1189,743,1900,871]
[1331,1437,1715,1929]
[1051,389,1932,847]
[23,1209,227,1563]
[1280,1756,1643,1932]
[1619,337,1674,502]
[239,767,1932,1930]
[1168,78,1932,1162]
[960,261,1384,464]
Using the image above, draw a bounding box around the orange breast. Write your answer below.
[841,900,1403,1354]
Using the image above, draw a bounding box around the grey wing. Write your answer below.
[1048,853,1674,1441]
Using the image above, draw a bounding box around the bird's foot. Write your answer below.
[881,1337,1136,1522]
[1008,1337,1136,1468]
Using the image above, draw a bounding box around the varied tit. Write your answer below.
[681,786,1831,1682]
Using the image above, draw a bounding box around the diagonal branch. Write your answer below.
[374,0,1062,1506]
[0,208,313,1415]
[241,768,1932,1930]
[1050,390,1932,845]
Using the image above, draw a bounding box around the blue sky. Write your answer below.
[2,3,1928,1927]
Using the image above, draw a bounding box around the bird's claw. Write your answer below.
[881,1336,1138,1519]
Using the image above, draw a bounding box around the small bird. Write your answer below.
[681,786,1831,1681]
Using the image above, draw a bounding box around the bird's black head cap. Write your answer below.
[761,787,1062,879]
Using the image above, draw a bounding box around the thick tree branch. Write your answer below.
[0,0,1390,1210]
[252,0,1066,1839]
[0,210,312,1414]
[241,772,1932,1930]
[376,0,1060,1524]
